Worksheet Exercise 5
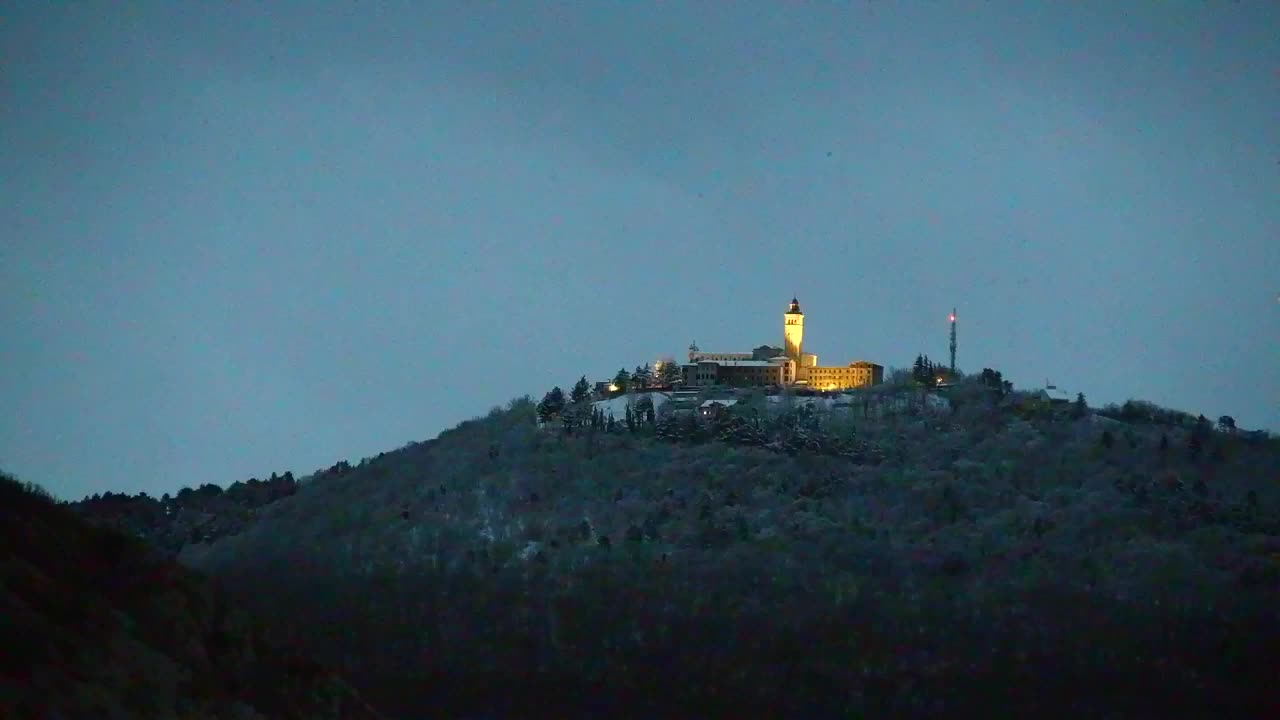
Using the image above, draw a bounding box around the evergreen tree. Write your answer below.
[913,354,926,383]
[1073,393,1088,418]
[537,387,566,424]
[571,375,592,405]
[612,368,630,394]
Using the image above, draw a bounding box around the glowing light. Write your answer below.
[608,384,619,392]
[949,313,955,322]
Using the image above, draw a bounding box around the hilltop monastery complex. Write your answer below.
[679,297,883,391]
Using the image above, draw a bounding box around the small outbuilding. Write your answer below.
[698,399,739,418]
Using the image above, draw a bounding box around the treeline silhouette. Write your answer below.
[71,471,302,555]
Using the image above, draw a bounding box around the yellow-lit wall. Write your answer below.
[805,364,882,391]
[784,311,804,362]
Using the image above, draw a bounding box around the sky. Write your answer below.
[3,1,1278,500]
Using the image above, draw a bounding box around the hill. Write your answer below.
[177,380,1280,718]
[0,471,386,720]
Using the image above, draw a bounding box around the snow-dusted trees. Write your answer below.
[656,358,682,386]
[181,388,1280,719]
[630,364,653,390]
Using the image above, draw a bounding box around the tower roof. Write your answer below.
[787,297,802,314]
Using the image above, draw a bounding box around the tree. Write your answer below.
[912,354,927,384]
[631,364,653,390]
[631,395,655,429]
[657,359,682,386]
[571,375,592,405]
[1191,414,1211,439]
[537,387,566,424]
[1100,430,1114,449]
[1073,393,1088,418]
[561,407,578,436]
[611,368,630,394]
[980,368,997,388]
[1218,415,1236,433]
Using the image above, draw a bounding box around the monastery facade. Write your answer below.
[681,297,883,391]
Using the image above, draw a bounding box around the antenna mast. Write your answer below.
[949,308,957,375]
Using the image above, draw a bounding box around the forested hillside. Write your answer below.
[0,472,386,720]
[71,472,301,556]
[182,381,1280,718]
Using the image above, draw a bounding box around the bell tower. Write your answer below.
[783,296,804,362]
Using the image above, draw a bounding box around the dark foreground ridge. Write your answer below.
[0,471,386,720]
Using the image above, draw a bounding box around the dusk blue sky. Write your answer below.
[3,2,1278,500]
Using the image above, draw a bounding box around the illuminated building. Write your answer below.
[681,297,883,390]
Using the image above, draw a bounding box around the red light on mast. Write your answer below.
[949,313,955,322]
